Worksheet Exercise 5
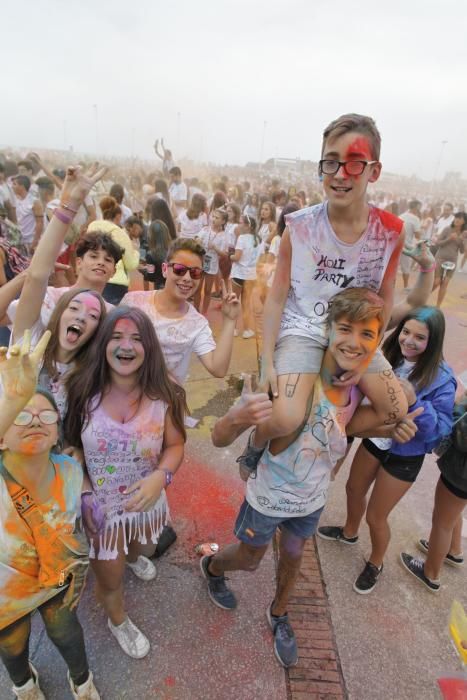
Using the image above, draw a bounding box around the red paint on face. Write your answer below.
[345,136,373,162]
[113,319,137,334]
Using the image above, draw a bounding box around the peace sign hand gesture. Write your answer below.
[59,164,108,211]
[0,329,51,402]
[220,279,241,321]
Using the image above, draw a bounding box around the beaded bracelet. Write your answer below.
[60,201,79,214]
[53,208,73,225]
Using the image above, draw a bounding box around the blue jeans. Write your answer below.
[0,590,89,688]
[234,499,324,547]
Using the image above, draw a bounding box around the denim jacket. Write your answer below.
[390,361,457,457]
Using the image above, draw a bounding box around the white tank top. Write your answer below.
[279,203,402,341]
[16,193,37,245]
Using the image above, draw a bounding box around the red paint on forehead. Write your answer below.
[345,136,373,160]
[73,292,101,312]
[114,318,138,334]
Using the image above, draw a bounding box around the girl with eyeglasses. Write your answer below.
[0,332,101,699]
[121,238,239,385]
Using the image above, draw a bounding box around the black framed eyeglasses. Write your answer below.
[319,159,378,176]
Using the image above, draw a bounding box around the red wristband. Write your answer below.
[420,263,436,273]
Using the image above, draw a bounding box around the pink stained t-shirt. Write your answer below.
[81,396,169,559]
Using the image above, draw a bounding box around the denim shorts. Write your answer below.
[234,499,324,547]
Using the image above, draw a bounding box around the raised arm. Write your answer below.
[13,165,107,342]
[378,228,405,330]
[388,241,435,330]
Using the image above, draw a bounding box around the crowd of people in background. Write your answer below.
[0,114,466,700]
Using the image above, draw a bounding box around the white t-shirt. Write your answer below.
[435,214,454,237]
[8,286,69,331]
[121,291,216,383]
[7,286,112,330]
[231,234,259,281]
[169,182,188,216]
[279,203,402,342]
[198,227,229,275]
[247,379,361,517]
[224,223,238,248]
[16,192,37,246]
[399,211,421,249]
[178,211,207,239]
[258,223,271,243]
[267,234,281,288]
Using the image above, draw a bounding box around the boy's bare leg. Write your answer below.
[254,373,318,448]
[271,529,306,616]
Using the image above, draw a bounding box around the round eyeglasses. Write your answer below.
[14,410,59,427]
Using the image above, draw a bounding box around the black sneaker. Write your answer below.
[417,538,464,568]
[353,561,383,594]
[152,525,177,558]
[266,604,298,668]
[400,553,440,593]
[236,430,264,481]
[317,525,359,545]
[200,555,237,610]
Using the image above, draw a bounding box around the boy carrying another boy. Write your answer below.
[202,287,422,667]
[238,113,407,476]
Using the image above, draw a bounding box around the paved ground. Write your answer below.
[316,271,467,700]
[1,271,466,699]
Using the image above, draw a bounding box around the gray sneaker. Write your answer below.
[400,553,440,593]
[236,430,264,481]
[200,555,237,610]
[266,604,298,668]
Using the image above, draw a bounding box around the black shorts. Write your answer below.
[381,453,425,483]
[362,438,390,462]
[440,474,467,500]
[232,277,245,287]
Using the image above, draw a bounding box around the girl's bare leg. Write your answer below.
[344,444,381,538]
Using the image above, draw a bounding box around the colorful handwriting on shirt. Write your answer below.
[97,438,138,453]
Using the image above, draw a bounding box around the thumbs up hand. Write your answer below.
[231,374,273,427]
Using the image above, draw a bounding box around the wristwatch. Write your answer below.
[159,469,173,487]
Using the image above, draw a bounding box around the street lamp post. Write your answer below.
[260,120,267,165]
[431,140,448,194]
[93,104,99,155]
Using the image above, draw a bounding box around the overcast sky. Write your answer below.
[3,0,467,179]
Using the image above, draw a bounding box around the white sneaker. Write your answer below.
[108,617,150,658]
[68,671,100,699]
[126,555,157,581]
[242,329,255,339]
[12,663,45,700]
